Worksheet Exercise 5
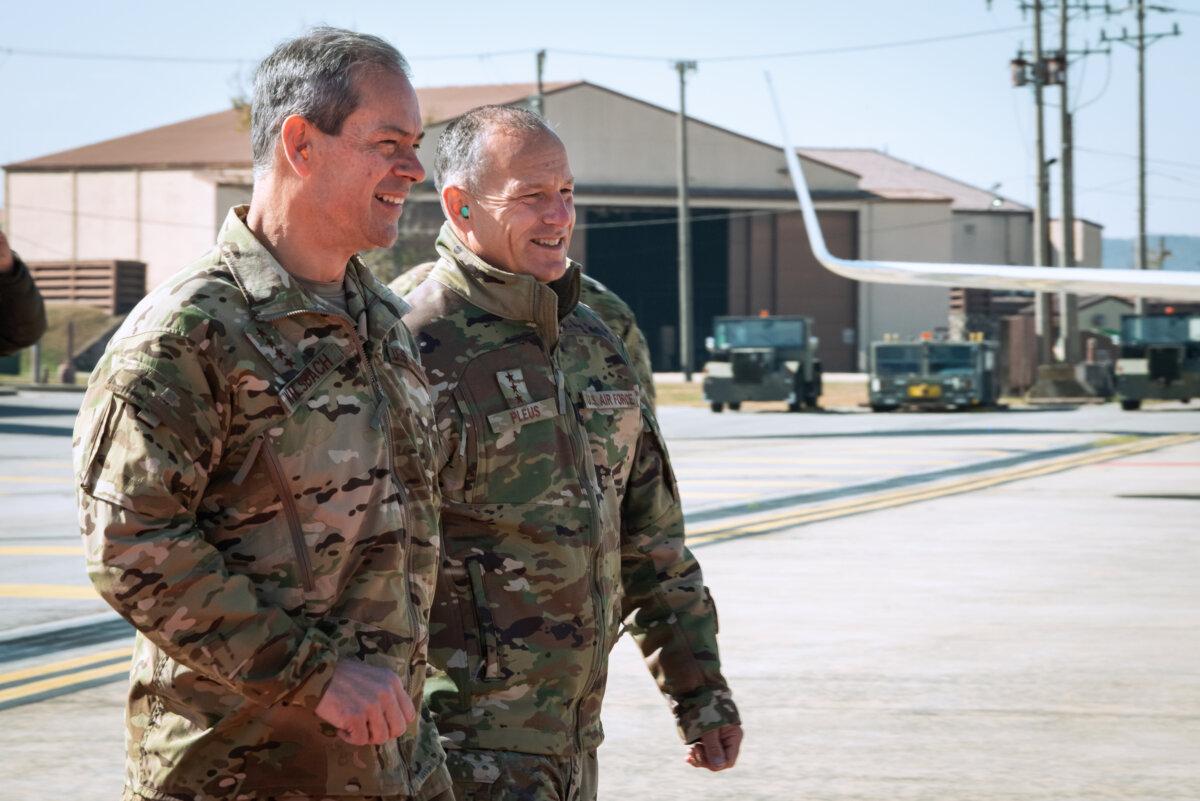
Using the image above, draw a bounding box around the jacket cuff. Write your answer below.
[673,685,741,743]
[279,629,340,710]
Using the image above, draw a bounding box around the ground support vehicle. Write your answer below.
[702,315,821,412]
[869,339,1001,412]
[1114,313,1200,410]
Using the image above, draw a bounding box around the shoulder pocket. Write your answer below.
[105,365,199,442]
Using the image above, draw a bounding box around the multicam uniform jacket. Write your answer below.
[391,265,656,406]
[73,206,446,801]
[402,224,739,758]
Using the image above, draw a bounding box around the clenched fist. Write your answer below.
[314,659,416,746]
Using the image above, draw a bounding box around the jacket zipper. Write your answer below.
[350,312,423,792]
[548,357,608,753]
[260,437,315,593]
[262,305,419,788]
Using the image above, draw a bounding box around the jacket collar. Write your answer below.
[429,222,580,347]
[217,205,409,342]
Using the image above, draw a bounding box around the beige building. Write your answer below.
[5,80,1057,371]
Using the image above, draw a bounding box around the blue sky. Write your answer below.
[2,0,1198,238]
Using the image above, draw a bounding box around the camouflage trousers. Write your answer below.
[426,748,598,801]
[122,770,452,801]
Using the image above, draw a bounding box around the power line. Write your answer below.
[0,44,536,65]
[1075,145,1200,172]
[551,26,1028,62]
[0,26,1028,68]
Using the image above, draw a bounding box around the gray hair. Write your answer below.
[251,27,411,177]
[434,105,558,193]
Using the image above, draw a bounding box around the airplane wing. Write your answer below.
[766,73,1200,302]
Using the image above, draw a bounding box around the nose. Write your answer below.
[543,192,573,227]
[393,149,426,184]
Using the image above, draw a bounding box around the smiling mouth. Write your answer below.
[375,193,406,207]
[532,237,564,249]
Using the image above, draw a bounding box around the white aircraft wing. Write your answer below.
[766,74,1200,302]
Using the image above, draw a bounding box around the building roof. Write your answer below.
[797,147,1030,213]
[5,82,581,171]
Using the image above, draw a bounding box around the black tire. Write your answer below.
[1120,399,1142,411]
[787,401,801,413]
[710,402,724,413]
[728,402,742,411]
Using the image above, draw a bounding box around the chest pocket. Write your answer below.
[576,385,644,498]
[457,348,575,505]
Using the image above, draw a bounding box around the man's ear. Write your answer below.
[279,114,314,178]
[443,185,472,236]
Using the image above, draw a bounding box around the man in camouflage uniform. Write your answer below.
[73,28,450,801]
[0,228,48,357]
[403,106,742,801]
[390,265,655,406]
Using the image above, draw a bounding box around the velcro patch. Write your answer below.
[581,387,640,410]
[279,343,349,412]
[487,397,558,433]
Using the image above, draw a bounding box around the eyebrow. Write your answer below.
[377,125,424,141]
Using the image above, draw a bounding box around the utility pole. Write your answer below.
[674,60,697,380]
[532,49,547,117]
[1009,0,1108,365]
[1033,0,1054,366]
[1058,0,1079,364]
[1103,2,1181,313]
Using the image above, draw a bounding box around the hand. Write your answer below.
[0,230,12,273]
[685,724,743,772]
[314,659,416,746]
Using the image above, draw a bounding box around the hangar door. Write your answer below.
[582,206,729,372]
[727,210,859,372]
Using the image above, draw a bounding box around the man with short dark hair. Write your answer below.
[74,27,449,801]
[0,229,48,357]
[404,105,741,801]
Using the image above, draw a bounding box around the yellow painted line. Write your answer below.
[0,475,72,483]
[0,646,132,685]
[0,545,83,556]
[687,434,1199,547]
[0,584,99,600]
[0,660,130,705]
[678,479,841,488]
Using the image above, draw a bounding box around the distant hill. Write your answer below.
[1102,235,1200,271]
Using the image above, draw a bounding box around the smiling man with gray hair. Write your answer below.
[403,105,742,801]
[73,27,449,801]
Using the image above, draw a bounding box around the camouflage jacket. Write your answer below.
[391,264,655,406]
[403,224,738,757]
[0,253,48,356]
[73,206,446,800]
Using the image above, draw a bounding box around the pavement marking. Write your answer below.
[0,475,72,484]
[0,646,131,688]
[0,657,131,710]
[0,545,84,556]
[0,584,98,600]
[687,433,1199,548]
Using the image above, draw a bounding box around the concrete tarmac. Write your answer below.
[1,395,1197,799]
[599,437,1200,801]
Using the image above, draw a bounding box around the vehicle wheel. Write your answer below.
[710,402,724,413]
[728,402,742,411]
[787,401,801,413]
[1120,399,1142,411]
